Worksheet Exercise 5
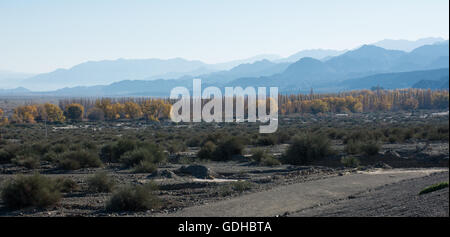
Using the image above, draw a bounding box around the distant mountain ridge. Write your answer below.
[371,37,447,52]
[1,38,448,96]
[226,42,449,92]
[339,68,449,90]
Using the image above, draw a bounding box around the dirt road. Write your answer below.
[158,168,448,217]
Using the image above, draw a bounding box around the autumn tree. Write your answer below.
[0,108,8,126]
[39,103,65,123]
[141,99,171,121]
[123,101,142,119]
[12,105,38,124]
[65,103,84,121]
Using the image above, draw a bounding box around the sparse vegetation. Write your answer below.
[282,134,333,165]
[106,183,160,212]
[1,174,61,209]
[55,177,79,193]
[341,156,361,168]
[251,149,280,166]
[211,137,244,161]
[419,182,449,195]
[58,150,102,170]
[87,172,115,193]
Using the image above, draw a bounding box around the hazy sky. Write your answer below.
[1,0,449,73]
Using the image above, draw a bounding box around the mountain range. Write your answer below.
[0,38,448,96]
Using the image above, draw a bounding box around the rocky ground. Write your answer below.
[0,121,448,216]
[292,171,449,217]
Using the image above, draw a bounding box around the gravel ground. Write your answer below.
[159,168,447,217]
[292,171,449,217]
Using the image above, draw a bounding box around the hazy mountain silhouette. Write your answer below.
[2,40,449,96]
[412,77,449,90]
[0,70,35,89]
[275,49,346,63]
[325,45,406,76]
[211,54,281,70]
[372,37,446,52]
[339,68,449,90]
[226,43,449,92]
[22,58,215,91]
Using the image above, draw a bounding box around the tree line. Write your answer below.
[0,98,172,124]
[0,89,448,124]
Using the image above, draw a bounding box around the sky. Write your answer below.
[0,0,449,74]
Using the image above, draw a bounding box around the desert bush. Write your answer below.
[55,177,79,193]
[197,141,217,160]
[103,139,137,162]
[133,160,157,173]
[106,183,160,212]
[11,155,40,169]
[87,172,115,193]
[260,156,281,166]
[119,144,165,168]
[50,143,69,154]
[282,134,333,165]
[344,140,363,155]
[361,142,381,156]
[340,156,360,168]
[231,181,253,193]
[58,150,102,170]
[42,151,58,162]
[211,137,244,161]
[1,174,61,209]
[0,149,15,164]
[186,137,201,147]
[251,149,280,166]
[99,144,114,162]
[256,136,276,146]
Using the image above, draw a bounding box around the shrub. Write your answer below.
[419,182,449,195]
[340,156,360,168]
[344,140,362,155]
[11,156,40,169]
[361,142,381,156]
[133,160,157,173]
[111,139,137,162]
[251,149,266,163]
[282,134,333,165]
[119,144,165,167]
[256,136,276,146]
[1,174,61,209]
[260,156,281,166]
[106,183,160,212]
[251,149,280,166]
[197,141,217,160]
[58,150,102,170]
[42,151,58,162]
[0,149,16,164]
[99,144,114,162]
[50,143,69,154]
[186,137,201,147]
[87,172,115,193]
[231,181,253,193]
[211,137,244,161]
[55,177,79,193]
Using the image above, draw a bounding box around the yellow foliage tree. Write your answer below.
[12,105,38,124]
[123,101,142,119]
[40,103,65,123]
[141,99,171,121]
